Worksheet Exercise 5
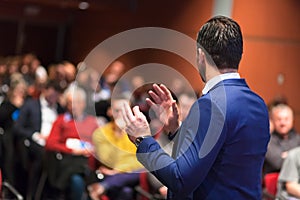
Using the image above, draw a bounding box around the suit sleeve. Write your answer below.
[13,100,39,138]
[136,99,227,197]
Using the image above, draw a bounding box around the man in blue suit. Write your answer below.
[121,16,270,199]
[14,80,65,199]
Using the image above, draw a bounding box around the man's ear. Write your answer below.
[197,48,205,64]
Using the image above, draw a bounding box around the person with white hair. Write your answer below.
[46,87,99,200]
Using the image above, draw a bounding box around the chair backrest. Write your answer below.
[264,173,280,197]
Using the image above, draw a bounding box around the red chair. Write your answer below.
[100,195,110,200]
[137,172,151,200]
[263,173,280,200]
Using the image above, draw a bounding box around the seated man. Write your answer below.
[13,80,65,198]
[88,97,144,200]
[276,146,300,200]
[264,104,300,174]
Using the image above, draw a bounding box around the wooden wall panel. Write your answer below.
[233,0,300,130]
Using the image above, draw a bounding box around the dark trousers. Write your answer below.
[102,172,140,200]
[0,128,15,185]
[16,137,45,200]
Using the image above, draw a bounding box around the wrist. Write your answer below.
[134,136,152,147]
[165,121,182,135]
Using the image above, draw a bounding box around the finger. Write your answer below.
[171,101,179,117]
[132,106,143,118]
[121,102,135,125]
[148,90,161,104]
[146,97,155,107]
[152,83,168,101]
[146,98,160,115]
[160,84,174,101]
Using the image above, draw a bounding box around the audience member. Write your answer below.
[60,61,78,107]
[21,54,40,86]
[29,66,48,99]
[100,60,131,98]
[47,61,76,94]
[276,146,300,200]
[45,87,99,200]
[0,57,8,104]
[169,78,186,97]
[13,80,65,198]
[131,75,145,90]
[84,68,110,117]
[1,56,21,101]
[264,104,300,174]
[6,56,21,78]
[63,60,77,88]
[0,74,27,187]
[48,63,66,88]
[88,97,143,200]
[268,97,289,134]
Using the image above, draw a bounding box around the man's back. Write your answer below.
[122,16,271,200]
[193,79,270,199]
[134,79,270,200]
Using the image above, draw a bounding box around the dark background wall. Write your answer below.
[0,0,299,130]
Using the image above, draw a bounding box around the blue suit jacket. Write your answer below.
[137,79,270,200]
[14,98,64,139]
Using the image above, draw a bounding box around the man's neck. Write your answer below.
[219,68,238,74]
[205,67,220,83]
[205,68,238,82]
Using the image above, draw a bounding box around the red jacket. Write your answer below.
[46,113,99,154]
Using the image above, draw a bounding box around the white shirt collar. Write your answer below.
[40,95,48,107]
[40,95,57,109]
[202,73,241,95]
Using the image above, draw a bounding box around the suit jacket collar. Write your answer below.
[202,73,241,95]
[204,78,248,96]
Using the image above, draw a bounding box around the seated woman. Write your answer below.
[88,97,144,200]
[45,87,99,200]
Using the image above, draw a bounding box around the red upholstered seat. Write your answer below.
[263,173,280,200]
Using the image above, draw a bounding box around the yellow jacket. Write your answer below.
[92,122,143,172]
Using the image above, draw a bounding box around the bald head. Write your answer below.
[271,104,294,136]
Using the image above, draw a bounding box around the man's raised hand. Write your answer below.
[121,102,151,143]
[146,84,180,134]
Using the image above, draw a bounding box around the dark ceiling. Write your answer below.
[0,0,142,24]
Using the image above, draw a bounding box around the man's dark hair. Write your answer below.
[196,15,243,70]
[45,80,65,93]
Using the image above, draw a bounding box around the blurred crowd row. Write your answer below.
[0,53,197,200]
